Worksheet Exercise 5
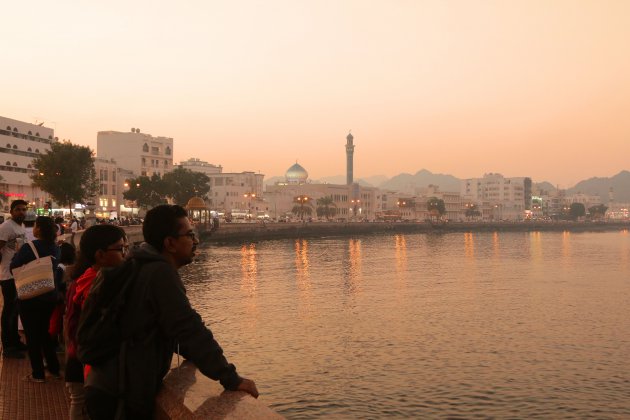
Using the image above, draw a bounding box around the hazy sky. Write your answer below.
[3,1,629,187]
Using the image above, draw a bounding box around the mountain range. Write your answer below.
[264,169,630,202]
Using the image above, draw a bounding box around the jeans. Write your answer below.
[18,298,59,379]
[66,382,87,420]
[1,279,21,350]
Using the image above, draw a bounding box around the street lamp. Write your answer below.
[350,199,361,221]
[243,192,256,221]
[295,195,309,221]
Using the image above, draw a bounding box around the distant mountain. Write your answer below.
[379,169,461,194]
[533,181,557,195]
[568,171,630,202]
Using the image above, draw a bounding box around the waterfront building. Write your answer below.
[93,157,119,218]
[97,128,174,177]
[0,116,54,213]
[265,162,381,221]
[206,171,265,215]
[461,173,531,220]
[179,158,222,175]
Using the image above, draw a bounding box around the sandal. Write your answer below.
[22,374,45,383]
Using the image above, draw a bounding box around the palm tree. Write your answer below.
[292,195,313,221]
[316,196,337,220]
[427,197,446,221]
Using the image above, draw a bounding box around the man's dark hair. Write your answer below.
[10,199,28,211]
[143,205,188,252]
[35,216,57,243]
[59,242,76,265]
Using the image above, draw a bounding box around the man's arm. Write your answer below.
[148,264,258,397]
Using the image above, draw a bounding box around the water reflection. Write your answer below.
[562,231,572,260]
[464,232,475,258]
[241,244,258,297]
[343,239,362,296]
[394,234,407,275]
[294,239,313,317]
[492,232,500,258]
[530,231,543,262]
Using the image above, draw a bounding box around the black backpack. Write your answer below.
[76,258,142,366]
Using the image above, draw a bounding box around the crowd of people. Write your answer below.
[0,200,258,419]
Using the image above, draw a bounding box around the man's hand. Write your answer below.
[237,377,259,398]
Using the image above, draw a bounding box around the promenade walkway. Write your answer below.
[0,301,69,420]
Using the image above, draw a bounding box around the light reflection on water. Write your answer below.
[182,231,630,419]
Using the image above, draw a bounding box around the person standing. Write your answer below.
[0,199,28,358]
[10,216,61,382]
[70,217,79,247]
[82,204,258,419]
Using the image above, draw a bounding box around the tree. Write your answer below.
[427,197,446,221]
[162,167,210,205]
[316,196,337,220]
[569,202,586,220]
[588,204,608,219]
[30,141,99,215]
[123,174,167,209]
[465,204,480,220]
[292,195,313,220]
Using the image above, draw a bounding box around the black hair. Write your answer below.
[59,242,76,265]
[10,199,27,211]
[71,224,126,280]
[143,204,188,252]
[35,216,57,243]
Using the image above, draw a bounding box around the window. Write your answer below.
[5,144,10,148]
[112,199,116,207]
[112,185,116,195]
[151,146,159,154]
[142,143,149,152]
[35,149,39,153]
[141,157,146,166]
[165,146,171,155]
[12,162,17,166]
[5,161,10,165]
[28,131,32,135]
[112,171,116,181]
[103,170,108,181]
[27,147,32,152]
[35,132,39,137]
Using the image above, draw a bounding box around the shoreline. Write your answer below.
[202,220,630,243]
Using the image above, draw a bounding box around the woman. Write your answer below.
[10,216,61,382]
[64,224,127,420]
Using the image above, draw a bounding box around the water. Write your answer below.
[180,231,630,419]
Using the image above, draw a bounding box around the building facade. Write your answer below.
[461,173,531,220]
[207,171,265,214]
[97,128,174,177]
[0,116,54,213]
[179,158,222,176]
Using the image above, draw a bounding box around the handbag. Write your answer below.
[13,242,56,300]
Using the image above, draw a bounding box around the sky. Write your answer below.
[3,0,629,188]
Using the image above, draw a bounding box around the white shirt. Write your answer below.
[0,219,27,281]
[70,220,78,233]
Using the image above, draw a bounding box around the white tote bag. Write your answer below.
[13,242,55,300]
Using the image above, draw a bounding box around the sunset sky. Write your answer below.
[3,1,629,188]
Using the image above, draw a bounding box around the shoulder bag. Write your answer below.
[13,242,55,299]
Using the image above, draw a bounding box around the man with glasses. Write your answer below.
[84,204,258,419]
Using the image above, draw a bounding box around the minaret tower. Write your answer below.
[346,131,355,185]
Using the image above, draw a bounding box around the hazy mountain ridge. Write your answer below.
[264,169,630,202]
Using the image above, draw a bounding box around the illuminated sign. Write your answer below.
[0,192,27,198]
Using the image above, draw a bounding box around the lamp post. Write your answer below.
[295,195,309,221]
[350,199,361,221]
[243,192,256,221]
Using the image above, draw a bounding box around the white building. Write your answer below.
[207,171,265,214]
[179,158,222,175]
[461,173,531,220]
[97,128,174,177]
[0,116,55,212]
[265,163,382,221]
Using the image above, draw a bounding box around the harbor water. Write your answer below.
[181,230,630,419]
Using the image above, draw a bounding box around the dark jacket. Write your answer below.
[86,243,242,416]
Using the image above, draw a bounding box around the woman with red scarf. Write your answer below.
[64,225,127,420]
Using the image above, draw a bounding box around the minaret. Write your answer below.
[346,131,355,185]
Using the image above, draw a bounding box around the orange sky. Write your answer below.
[3,1,629,188]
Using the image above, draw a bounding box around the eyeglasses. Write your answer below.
[174,231,197,241]
[105,245,129,255]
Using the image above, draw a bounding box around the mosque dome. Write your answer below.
[185,196,208,210]
[285,162,308,184]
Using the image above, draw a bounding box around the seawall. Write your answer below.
[203,221,630,243]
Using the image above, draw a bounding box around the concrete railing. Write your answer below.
[155,361,283,419]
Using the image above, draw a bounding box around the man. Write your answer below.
[0,199,28,358]
[69,216,79,246]
[84,204,258,419]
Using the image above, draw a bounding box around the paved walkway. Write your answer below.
[0,302,69,420]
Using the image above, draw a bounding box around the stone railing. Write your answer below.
[155,361,283,419]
